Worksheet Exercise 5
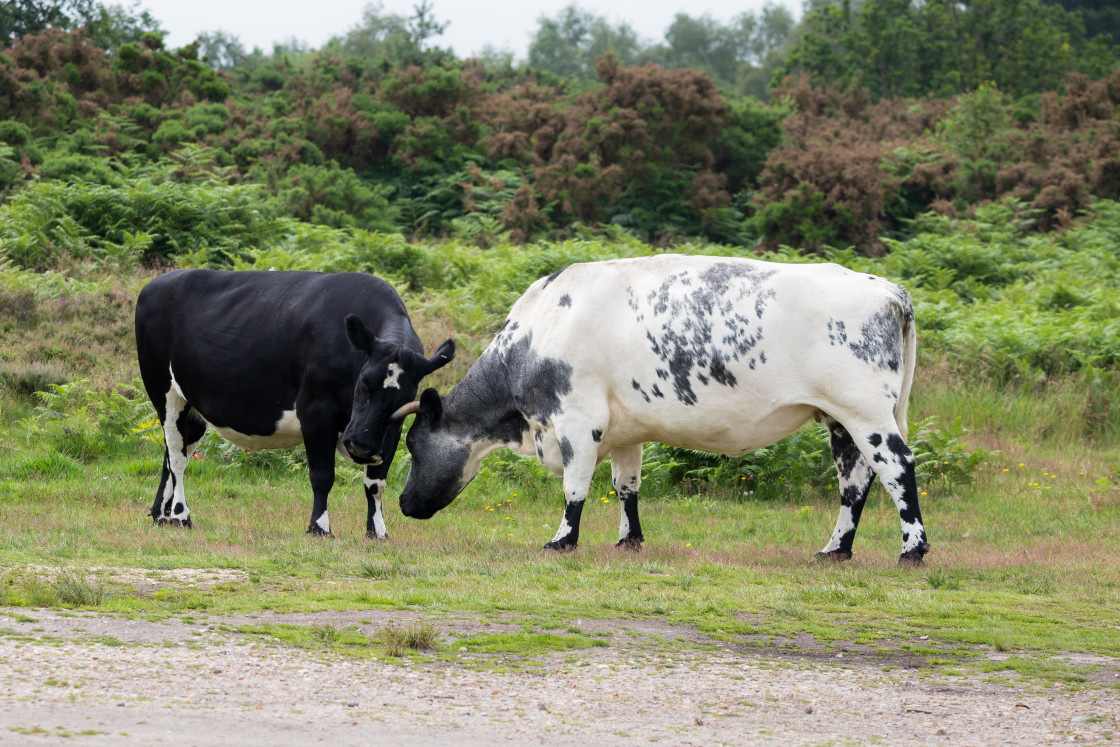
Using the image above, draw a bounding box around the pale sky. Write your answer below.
[137,0,798,60]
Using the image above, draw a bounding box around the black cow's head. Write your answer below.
[341,315,455,465]
[398,388,480,519]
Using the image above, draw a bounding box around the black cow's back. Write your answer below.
[135,269,418,436]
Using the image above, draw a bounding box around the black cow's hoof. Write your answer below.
[306,525,334,537]
[365,531,390,541]
[898,543,930,567]
[615,537,644,552]
[543,540,577,553]
[814,550,852,563]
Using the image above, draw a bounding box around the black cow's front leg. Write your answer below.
[363,421,402,539]
[610,443,644,551]
[304,431,337,536]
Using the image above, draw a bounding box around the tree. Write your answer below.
[322,1,449,65]
[197,30,247,69]
[1,0,91,44]
[639,4,795,98]
[1043,0,1120,43]
[528,4,641,79]
[776,0,1117,100]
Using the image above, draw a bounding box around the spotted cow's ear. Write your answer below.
[424,338,456,374]
[344,314,375,354]
[419,387,443,423]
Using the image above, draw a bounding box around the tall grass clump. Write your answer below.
[381,623,440,657]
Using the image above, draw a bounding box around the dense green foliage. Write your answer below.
[0,0,1116,252]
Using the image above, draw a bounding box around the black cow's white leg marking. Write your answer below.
[845,421,930,565]
[364,469,389,540]
[817,420,874,562]
[543,424,599,552]
[610,444,644,551]
[304,427,336,536]
[152,377,203,528]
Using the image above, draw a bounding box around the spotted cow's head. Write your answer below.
[341,315,455,466]
[398,388,480,519]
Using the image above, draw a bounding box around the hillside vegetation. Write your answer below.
[0,0,1117,250]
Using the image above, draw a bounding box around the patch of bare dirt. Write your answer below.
[1,607,1117,746]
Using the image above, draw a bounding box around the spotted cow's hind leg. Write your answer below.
[154,383,205,528]
[610,443,644,551]
[846,419,930,565]
[816,419,874,563]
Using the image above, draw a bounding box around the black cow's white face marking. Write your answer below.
[341,315,455,465]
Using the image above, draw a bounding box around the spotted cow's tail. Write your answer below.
[893,289,917,441]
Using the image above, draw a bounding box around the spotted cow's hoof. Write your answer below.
[814,550,852,563]
[614,537,644,552]
[897,543,931,567]
[543,540,577,553]
[306,525,334,537]
[153,515,193,529]
[365,531,390,541]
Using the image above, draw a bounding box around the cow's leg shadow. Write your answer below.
[822,417,930,566]
[542,420,603,552]
[610,443,644,551]
[151,386,206,529]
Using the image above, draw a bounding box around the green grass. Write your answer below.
[0,394,1118,683]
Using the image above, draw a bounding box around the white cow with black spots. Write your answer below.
[395,254,929,565]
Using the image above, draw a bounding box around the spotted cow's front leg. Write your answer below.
[151,384,205,528]
[817,420,874,562]
[543,425,600,552]
[610,443,644,551]
[844,419,930,565]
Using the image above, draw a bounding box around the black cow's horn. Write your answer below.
[390,401,421,420]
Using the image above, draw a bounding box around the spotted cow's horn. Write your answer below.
[390,401,421,420]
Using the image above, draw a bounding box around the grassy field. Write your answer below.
[1,361,1119,686]
[1,237,1119,689]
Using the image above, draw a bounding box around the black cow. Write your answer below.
[134,269,454,536]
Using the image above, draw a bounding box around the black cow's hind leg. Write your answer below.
[610,444,644,551]
[152,385,205,528]
[817,419,874,562]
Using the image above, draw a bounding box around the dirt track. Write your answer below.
[0,608,1117,745]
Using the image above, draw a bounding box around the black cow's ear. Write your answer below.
[425,338,456,374]
[419,387,443,423]
[344,314,375,354]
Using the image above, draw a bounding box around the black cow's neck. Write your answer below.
[445,350,527,446]
[375,316,423,353]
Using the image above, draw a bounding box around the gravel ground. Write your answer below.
[0,608,1117,745]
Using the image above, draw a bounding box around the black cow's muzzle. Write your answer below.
[343,439,383,465]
